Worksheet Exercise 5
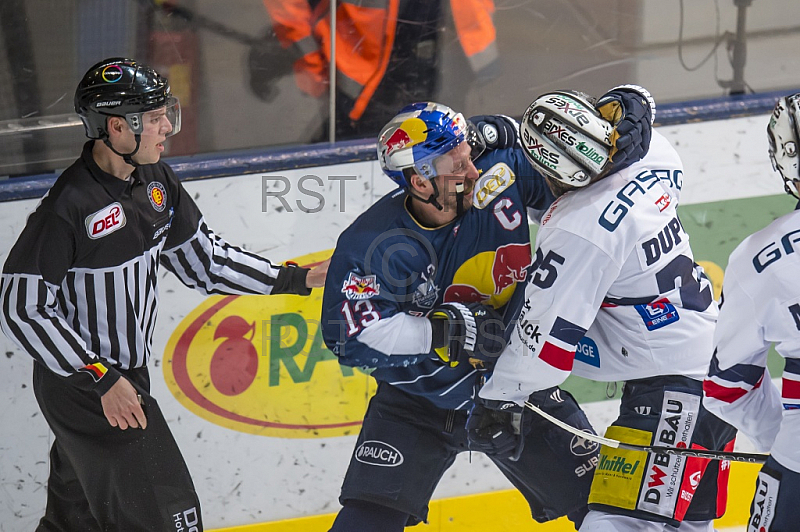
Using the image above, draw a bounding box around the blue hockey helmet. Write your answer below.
[378,102,482,187]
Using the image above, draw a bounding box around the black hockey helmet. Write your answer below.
[74,57,181,140]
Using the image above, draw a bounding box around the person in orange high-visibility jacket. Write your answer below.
[260,0,497,139]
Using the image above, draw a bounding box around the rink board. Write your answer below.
[0,114,789,531]
[210,461,761,531]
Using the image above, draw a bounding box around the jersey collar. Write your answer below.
[81,141,134,199]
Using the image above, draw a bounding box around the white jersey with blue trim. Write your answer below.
[481,131,718,404]
[703,206,800,472]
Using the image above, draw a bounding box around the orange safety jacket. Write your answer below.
[262,0,497,121]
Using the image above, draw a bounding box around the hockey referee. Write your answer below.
[0,57,328,531]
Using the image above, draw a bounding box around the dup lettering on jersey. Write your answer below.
[789,303,800,335]
[637,391,701,518]
[85,202,126,240]
[748,470,779,532]
[641,217,684,266]
[752,228,800,273]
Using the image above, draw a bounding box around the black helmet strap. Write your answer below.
[407,177,444,212]
[103,133,142,167]
[406,178,467,218]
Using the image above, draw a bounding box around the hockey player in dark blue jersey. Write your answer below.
[321,89,655,531]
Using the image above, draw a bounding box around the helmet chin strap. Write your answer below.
[408,178,445,211]
[454,182,465,218]
[783,176,800,201]
[408,179,468,219]
[103,134,142,167]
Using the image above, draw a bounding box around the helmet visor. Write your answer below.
[126,96,181,137]
[430,140,472,177]
[163,97,181,138]
[465,120,486,161]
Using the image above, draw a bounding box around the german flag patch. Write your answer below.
[79,362,108,382]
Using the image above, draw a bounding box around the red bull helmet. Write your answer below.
[378,102,481,188]
[767,93,800,199]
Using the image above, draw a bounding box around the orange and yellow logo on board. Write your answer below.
[163,250,376,438]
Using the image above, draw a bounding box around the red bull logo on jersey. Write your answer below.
[444,243,532,308]
[341,272,381,300]
[492,243,532,293]
[383,117,428,156]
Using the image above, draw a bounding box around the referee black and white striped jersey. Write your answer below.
[1,141,310,395]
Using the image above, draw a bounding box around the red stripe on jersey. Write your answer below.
[539,342,574,371]
[716,439,735,517]
[674,444,711,521]
[782,377,800,400]
[703,379,747,404]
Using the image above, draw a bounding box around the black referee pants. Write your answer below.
[33,362,202,531]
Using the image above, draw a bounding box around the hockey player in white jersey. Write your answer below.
[470,91,736,531]
[702,94,800,532]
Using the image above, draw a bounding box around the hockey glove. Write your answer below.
[596,85,656,174]
[429,302,505,370]
[466,394,530,461]
[468,115,518,152]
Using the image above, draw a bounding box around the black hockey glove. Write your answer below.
[468,115,518,151]
[248,29,297,103]
[466,392,530,461]
[429,302,506,370]
[596,85,656,174]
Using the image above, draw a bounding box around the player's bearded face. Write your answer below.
[433,142,480,215]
